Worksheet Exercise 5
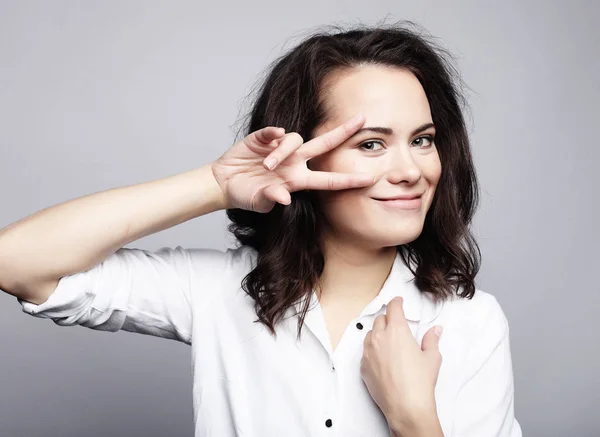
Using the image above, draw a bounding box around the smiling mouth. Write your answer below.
[372,196,422,209]
[372,193,423,201]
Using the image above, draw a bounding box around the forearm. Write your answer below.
[0,162,225,302]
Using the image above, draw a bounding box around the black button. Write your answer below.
[356,322,363,330]
[325,418,333,427]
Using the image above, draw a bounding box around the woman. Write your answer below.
[0,22,522,437]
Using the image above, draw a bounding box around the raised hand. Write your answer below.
[211,112,375,213]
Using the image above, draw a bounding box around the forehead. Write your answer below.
[318,64,432,133]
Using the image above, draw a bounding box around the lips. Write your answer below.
[373,195,423,210]
[373,194,423,201]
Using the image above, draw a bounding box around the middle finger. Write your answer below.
[298,112,366,159]
[303,170,374,191]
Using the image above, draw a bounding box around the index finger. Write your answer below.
[385,296,412,334]
[298,112,366,159]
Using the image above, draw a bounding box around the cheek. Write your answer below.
[317,190,372,227]
[311,153,368,219]
[420,151,442,184]
[309,150,365,173]
[423,156,442,207]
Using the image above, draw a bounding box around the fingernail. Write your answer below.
[434,325,443,338]
[264,158,276,170]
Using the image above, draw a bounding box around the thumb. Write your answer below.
[421,325,443,353]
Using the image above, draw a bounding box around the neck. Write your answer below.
[316,232,397,306]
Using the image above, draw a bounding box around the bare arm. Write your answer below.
[0,163,226,304]
[0,113,375,307]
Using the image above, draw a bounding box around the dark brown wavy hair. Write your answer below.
[227,20,481,340]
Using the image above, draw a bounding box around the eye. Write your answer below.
[359,140,384,152]
[412,135,435,148]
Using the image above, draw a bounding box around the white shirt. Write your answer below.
[18,245,522,437]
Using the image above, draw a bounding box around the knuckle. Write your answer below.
[286,180,298,192]
[296,149,307,161]
[327,176,336,190]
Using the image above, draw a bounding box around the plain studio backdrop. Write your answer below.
[1,1,598,436]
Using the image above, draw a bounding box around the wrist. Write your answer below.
[185,163,229,215]
[206,162,230,211]
[387,407,443,437]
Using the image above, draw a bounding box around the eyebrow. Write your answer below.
[351,122,436,138]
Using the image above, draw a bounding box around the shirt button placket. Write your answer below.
[326,362,337,431]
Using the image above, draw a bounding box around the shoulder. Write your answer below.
[172,244,257,274]
[436,287,510,340]
[223,244,258,270]
[428,288,514,386]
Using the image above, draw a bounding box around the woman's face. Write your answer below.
[309,64,442,250]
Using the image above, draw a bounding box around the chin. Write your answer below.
[323,203,428,248]
[379,234,421,248]
[367,222,425,248]
[349,228,422,250]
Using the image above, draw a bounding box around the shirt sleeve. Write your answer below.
[451,295,523,437]
[16,246,225,345]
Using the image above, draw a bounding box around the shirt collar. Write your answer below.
[370,251,423,321]
[290,251,443,323]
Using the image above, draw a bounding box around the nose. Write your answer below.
[383,150,422,185]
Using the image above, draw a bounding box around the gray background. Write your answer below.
[1,1,598,436]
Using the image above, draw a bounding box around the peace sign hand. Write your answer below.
[211,112,375,213]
